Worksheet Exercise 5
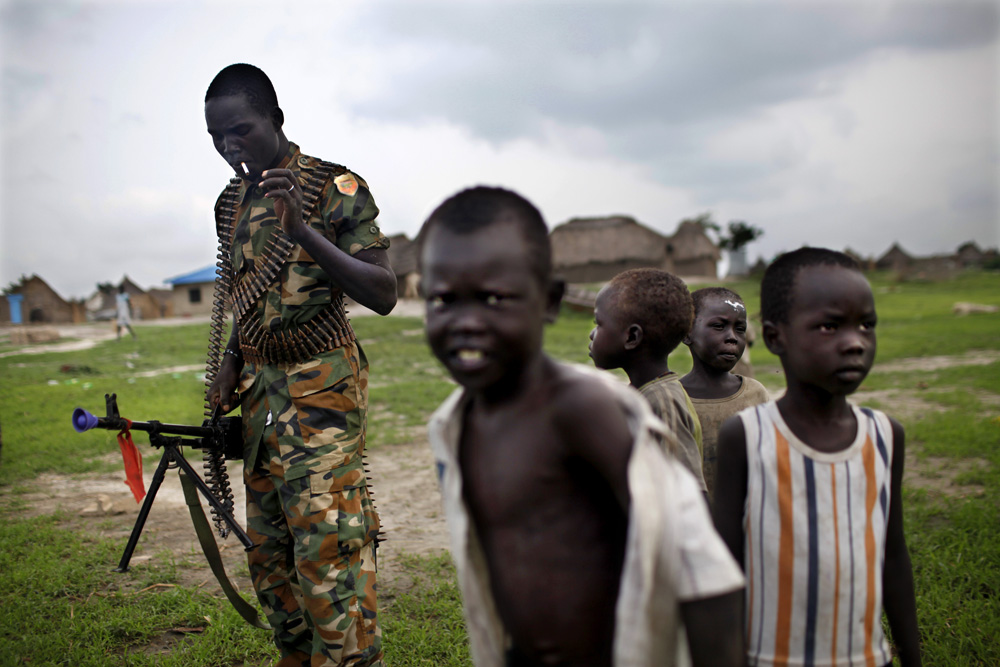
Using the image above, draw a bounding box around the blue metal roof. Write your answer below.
[165,265,218,285]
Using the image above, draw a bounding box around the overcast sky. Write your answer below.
[2,0,997,299]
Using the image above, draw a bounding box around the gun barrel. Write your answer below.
[72,407,214,438]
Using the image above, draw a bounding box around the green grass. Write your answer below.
[381,553,471,666]
[0,511,275,666]
[1,270,999,665]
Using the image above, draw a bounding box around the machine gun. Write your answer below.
[71,393,254,571]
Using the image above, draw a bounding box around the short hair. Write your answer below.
[418,186,552,284]
[691,287,745,318]
[606,268,692,356]
[761,247,861,324]
[205,64,279,120]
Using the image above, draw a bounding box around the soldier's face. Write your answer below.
[205,94,282,181]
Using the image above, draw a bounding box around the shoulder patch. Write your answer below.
[334,172,359,196]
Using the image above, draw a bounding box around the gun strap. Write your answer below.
[178,470,269,630]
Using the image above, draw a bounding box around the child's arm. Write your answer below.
[712,415,749,566]
[681,590,745,667]
[882,417,922,666]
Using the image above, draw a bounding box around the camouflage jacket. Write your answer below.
[216,142,389,333]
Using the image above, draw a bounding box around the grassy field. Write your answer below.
[1,269,998,665]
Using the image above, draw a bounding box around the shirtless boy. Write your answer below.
[421,186,745,667]
[713,248,921,666]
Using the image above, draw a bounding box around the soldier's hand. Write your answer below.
[260,168,303,239]
[207,361,241,414]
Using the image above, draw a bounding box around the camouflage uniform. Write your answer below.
[217,143,387,667]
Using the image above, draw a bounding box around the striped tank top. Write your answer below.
[739,401,894,667]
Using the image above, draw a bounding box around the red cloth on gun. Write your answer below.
[117,420,146,503]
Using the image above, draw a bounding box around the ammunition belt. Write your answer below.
[228,161,342,319]
[218,159,356,366]
[200,175,243,539]
[238,298,356,367]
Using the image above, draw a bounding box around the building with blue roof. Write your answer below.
[165,265,218,317]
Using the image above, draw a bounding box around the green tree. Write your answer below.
[718,220,763,251]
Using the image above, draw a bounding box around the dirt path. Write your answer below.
[4,437,448,602]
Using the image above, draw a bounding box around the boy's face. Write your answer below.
[685,296,747,373]
[422,219,559,395]
[767,265,877,395]
[204,94,283,181]
[589,287,629,370]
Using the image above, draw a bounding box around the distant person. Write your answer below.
[422,187,745,667]
[681,287,769,499]
[589,268,707,496]
[115,285,136,340]
[713,248,922,666]
[204,63,396,667]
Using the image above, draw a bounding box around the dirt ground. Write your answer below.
[10,436,449,601]
[1,315,994,617]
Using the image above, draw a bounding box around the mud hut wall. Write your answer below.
[129,293,162,320]
[672,257,719,279]
[71,301,87,323]
[147,290,174,318]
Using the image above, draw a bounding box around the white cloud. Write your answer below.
[1,1,997,300]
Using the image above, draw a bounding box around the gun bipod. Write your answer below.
[114,431,255,573]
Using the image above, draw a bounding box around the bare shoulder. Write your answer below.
[544,364,634,495]
[547,364,629,434]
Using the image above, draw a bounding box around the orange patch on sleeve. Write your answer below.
[335,173,359,196]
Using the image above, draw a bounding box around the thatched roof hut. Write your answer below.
[669,220,721,277]
[550,216,673,283]
[955,241,987,267]
[875,243,914,271]
[1,274,82,324]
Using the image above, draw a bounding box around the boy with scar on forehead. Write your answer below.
[421,186,746,667]
[681,287,769,500]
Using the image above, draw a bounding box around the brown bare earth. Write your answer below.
[9,437,449,604]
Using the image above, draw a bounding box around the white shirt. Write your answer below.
[428,362,745,667]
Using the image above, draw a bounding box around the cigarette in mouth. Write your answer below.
[241,162,249,175]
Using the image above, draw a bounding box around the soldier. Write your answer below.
[204,64,395,667]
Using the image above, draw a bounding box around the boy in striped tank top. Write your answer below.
[713,248,921,666]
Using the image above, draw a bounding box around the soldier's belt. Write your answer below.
[239,302,356,367]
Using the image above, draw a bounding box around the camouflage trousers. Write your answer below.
[243,349,382,667]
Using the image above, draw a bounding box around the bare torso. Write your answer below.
[459,362,631,666]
